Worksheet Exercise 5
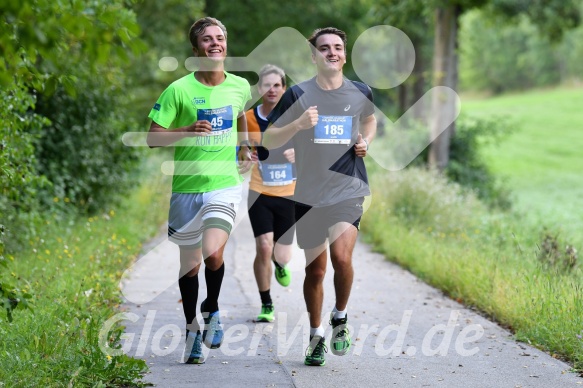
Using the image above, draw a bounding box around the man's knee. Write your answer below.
[331,253,353,272]
[256,237,274,260]
[179,246,203,276]
[273,243,292,264]
[204,251,224,270]
[305,263,326,283]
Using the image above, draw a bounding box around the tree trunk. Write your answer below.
[428,5,459,170]
[411,35,426,120]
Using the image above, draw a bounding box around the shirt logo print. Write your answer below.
[344,104,351,111]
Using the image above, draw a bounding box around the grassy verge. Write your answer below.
[461,86,583,238]
[361,164,583,374]
[0,154,170,386]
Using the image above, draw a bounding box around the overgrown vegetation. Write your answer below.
[405,116,514,209]
[0,2,162,384]
[0,155,170,386]
[362,157,583,374]
[538,230,579,273]
[446,116,514,209]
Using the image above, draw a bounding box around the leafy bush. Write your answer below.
[0,85,50,247]
[368,165,485,234]
[34,73,142,213]
[446,116,514,209]
[402,115,514,209]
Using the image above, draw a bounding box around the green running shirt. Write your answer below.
[149,72,252,193]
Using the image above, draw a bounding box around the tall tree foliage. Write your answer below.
[460,10,562,93]
[0,0,145,250]
[422,0,580,169]
[203,0,370,79]
[429,0,580,169]
[367,1,434,117]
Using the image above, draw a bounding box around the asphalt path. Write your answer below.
[120,186,582,388]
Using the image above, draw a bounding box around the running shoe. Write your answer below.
[329,314,351,356]
[256,303,275,322]
[184,330,204,364]
[201,300,224,349]
[273,260,291,287]
[304,335,327,366]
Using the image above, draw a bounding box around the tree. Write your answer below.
[0,0,145,249]
[368,1,434,118]
[371,0,582,169]
[427,0,580,169]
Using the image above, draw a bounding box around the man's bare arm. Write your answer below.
[262,106,319,149]
[146,121,212,148]
[236,114,253,173]
[354,114,377,158]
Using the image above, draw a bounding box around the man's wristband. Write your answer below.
[363,138,369,150]
[239,140,251,149]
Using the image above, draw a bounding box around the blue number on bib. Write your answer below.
[314,115,352,144]
[197,105,233,135]
[260,163,294,186]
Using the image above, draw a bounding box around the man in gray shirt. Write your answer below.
[264,27,377,366]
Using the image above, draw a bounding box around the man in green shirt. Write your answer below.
[147,16,252,365]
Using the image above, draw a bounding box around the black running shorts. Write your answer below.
[247,190,295,245]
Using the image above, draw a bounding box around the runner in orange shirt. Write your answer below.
[246,64,295,323]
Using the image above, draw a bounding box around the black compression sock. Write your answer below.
[178,274,199,329]
[203,263,224,313]
[259,289,272,305]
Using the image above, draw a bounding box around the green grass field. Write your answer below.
[460,86,583,242]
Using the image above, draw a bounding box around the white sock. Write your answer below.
[332,306,347,320]
[310,325,325,338]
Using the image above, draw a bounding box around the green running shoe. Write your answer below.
[256,303,275,322]
[330,314,351,356]
[304,336,327,366]
[273,260,291,287]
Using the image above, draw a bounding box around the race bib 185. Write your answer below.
[314,115,352,144]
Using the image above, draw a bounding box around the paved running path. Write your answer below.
[120,187,582,387]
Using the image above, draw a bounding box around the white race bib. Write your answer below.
[260,162,294,186]
[314,115,352,144]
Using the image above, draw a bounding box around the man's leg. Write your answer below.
[273,242,293,266]
[328,221,358,356]
[179,246,203,333]
[271,195,295,286]
[179,246,206,364]
[198,185,241,349]
[295,201,329,366]
[254,232,276,321]
[303,244,329,366]
[201,227,229,312]
[254,232,274,297]
[329,222,358,311]
[303,244,328,329]
[199,226,229,349]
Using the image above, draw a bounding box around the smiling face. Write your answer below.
[258,72,285,105]
[312,33,346,73]
[192,25,227,61]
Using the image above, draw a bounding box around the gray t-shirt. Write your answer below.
[267,77,375,207]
